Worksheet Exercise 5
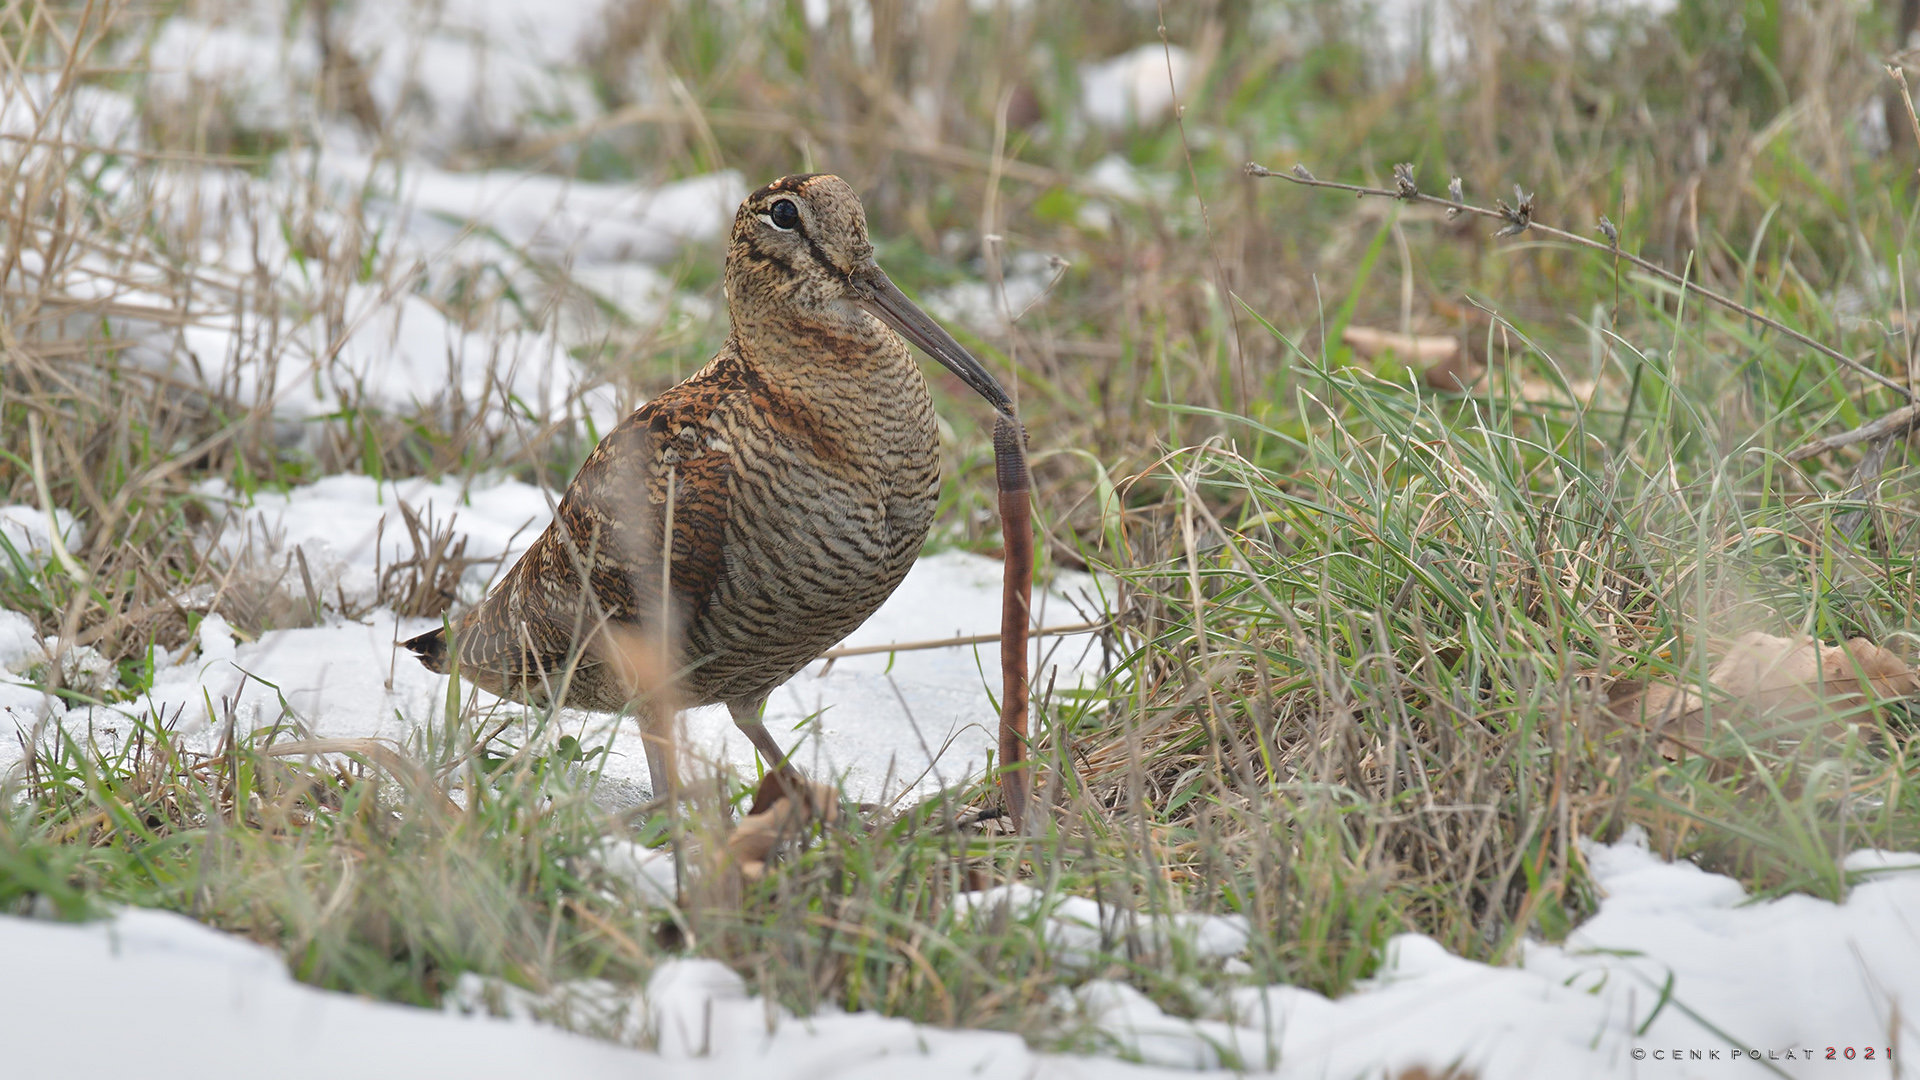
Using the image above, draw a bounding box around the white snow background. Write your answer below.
[3,0,1913,1076]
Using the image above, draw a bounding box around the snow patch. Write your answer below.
[1080,45,1193,131]
[0,505,85,565]
[8,837,1917,1078]
[3,480,1108,807]
[0,609,39,670]
[1,907,659,1080]
[338,157,746,269]
[196,473,557,611]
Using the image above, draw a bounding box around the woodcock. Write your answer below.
[405,174,1015,799]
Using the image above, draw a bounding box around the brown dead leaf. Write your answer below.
[1342,326,1461,363]
[1711,633,1919,715]
[1341,326,1485,391]
[725,773,841,882]
[1605,678,1709,758]
[1609,633,1919,758]
[1430,296,1494,326]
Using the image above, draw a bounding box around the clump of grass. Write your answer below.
[1082,346,1915,984]
[1,674,1262,1046]
[1,692,656,1001]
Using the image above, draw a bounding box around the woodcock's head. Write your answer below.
[725,173,1014,416]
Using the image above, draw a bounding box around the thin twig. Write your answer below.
[1244,161,1916,404]
[1160,2,1248,405]
[1785,403,1920,462]
[817,620,1106,662]
[0,132,263,164]
[1887,64,1920,397]
[26,413,88,584]
[1889,65,1920,179]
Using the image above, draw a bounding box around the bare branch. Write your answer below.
[1243,161,1917,405]
[1785,404,1920,462]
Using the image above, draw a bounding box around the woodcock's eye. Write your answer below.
[768,198,800,230]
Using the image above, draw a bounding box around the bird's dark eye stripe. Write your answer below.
[769,198,801,230]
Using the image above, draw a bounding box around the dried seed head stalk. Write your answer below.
[1393,162,1419,199]
[1494,186,1534,237]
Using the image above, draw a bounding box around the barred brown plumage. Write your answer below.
[403,174,1015,799]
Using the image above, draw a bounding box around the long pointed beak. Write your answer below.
[853,266,1014,416]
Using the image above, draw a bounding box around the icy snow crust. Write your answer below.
[5,831,1915,1079]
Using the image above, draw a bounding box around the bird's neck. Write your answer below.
[733,303,919,394]
[729,305,931,456]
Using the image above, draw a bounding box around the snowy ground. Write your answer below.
[5,0,1912,1075]
[0,479,1109,806]
[5,830,1915,1079]
[7,486,1918,1080]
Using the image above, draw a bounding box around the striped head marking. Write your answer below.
[726,174,876,314]
[724,173,1013,415]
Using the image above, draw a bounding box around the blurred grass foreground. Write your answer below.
[3,0,1919,1050]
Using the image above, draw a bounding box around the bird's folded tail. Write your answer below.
[403,626,451,674]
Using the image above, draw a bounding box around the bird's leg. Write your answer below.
[640,694,679,802]
[728,696,796,772]
[728,697,805,804]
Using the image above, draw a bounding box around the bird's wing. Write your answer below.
[437,357,745,703]
[562,368,739,631]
